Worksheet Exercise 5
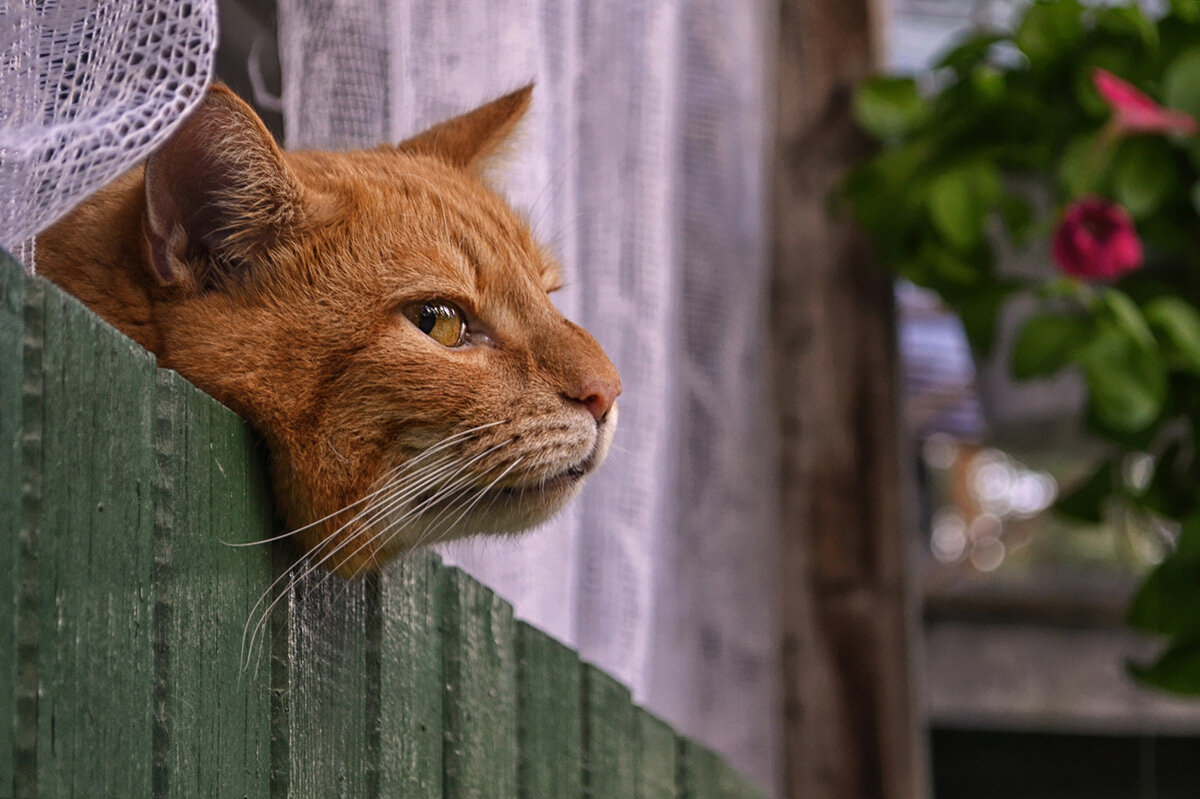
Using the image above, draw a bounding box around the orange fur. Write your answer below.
[37,84,620,576]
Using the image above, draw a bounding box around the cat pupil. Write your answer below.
[418,304,440,334]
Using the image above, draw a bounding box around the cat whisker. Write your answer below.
[224,421,505,548]
[241,437,517,668]
[321,451,517,587]
[239,433,503,668]
[239,451,468,667]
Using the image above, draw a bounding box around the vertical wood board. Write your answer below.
[156,371,275,798]
[35,286,157,796]
[581,663,636,799]
[443,566,518,799]
[516,620,582,798]
[379,551,445,798]
[284,570,373,798]
[635,710,677,799]
[0,252,26,793]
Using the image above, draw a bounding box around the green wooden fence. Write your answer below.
[0,252,765,799]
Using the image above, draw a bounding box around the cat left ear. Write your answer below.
[397,84,533,171]
[143,83,301,289]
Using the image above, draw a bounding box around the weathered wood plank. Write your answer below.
[11,268,41,798]
[635,710,676,799]
[772,1,925,798]
[0,251,26,794]
[155,370,275,798]
[677,736,720,799]
[282,570,373,798]
[379,551,444,798]
[35,286,157,795]
[581,663,636,798]
[516,620,582,798]
[443,566,517,798]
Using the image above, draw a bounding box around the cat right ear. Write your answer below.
[143,84,300,289]
[398,84,533,171]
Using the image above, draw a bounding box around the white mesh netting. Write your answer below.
[0,0,217,264]
[279,2,782,791]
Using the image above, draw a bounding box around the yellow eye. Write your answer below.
[406,301,465,347]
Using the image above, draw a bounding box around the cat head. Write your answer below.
[139,84,620,575]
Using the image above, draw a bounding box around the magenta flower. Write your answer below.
[1092,68,1197,136]
[1052,197,1143,281]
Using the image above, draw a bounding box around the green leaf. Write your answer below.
[951,281,1018,357]
[1011,312,1089,379]
[1015,0,1085,64]
[1080,323,1166,433]
[1145,296,1200,373]
[935,34,1006,73]
[927,164,1000,250]
[1054,460,1114,524]
[1095,5,1158,49]
[1129,635,1200,695]
[1170,0,1200,22]
[1189,181,1200,216]
[999,193,1034,243]
[1059,132,1113,197]
[853,77,928,140]
[1129,517,1200,635]
[1163,48,1200,123]
[1099,289,1156,350]
[1112,139,1175,219]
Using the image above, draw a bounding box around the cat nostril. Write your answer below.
[569,379,621,423]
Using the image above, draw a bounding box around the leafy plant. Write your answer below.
[844,0,1200,694]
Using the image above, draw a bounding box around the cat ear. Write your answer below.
[143,83,301,289]
[398,84,533,171]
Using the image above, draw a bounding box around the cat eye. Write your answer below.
[404,301,465,347]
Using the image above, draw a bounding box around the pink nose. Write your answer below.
[569,378,621,423]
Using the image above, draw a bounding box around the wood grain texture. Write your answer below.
[516,621,582,798]
[443,566,518,799]
[635,708,676,799]
[0,252,25,795]
[35,285,157,796]
[771,1,926,798]
[154,370,275,798]
[380,551,444,798]
[581,663,636,798]
[283,572,373,798]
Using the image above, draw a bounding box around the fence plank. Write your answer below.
[35,287,157,796]
[0,252,26,793]
[678,735,765,799]
[582,664,636,798]
[282,571,373,798]
[443,566,518,798]
[380,551,444,798]
[517,621,582,798]
[155,371,275,798]
[635,710,676,799]
[677,736,719,799]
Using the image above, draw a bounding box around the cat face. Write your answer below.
[138,86,620,575]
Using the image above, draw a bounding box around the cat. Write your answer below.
[35,83,620,577]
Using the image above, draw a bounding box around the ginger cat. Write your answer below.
[36,84,620,577]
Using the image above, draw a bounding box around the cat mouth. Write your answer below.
[501,448,597,497]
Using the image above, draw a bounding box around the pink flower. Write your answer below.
[1092,68,1197,136]
[1052,197,1143,281]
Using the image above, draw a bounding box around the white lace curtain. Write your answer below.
[278,2,782,789]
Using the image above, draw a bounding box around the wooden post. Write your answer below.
[771,2,928,798]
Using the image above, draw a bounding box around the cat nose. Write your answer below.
[569,378,621,423]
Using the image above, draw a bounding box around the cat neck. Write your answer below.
[36,168,162,354]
